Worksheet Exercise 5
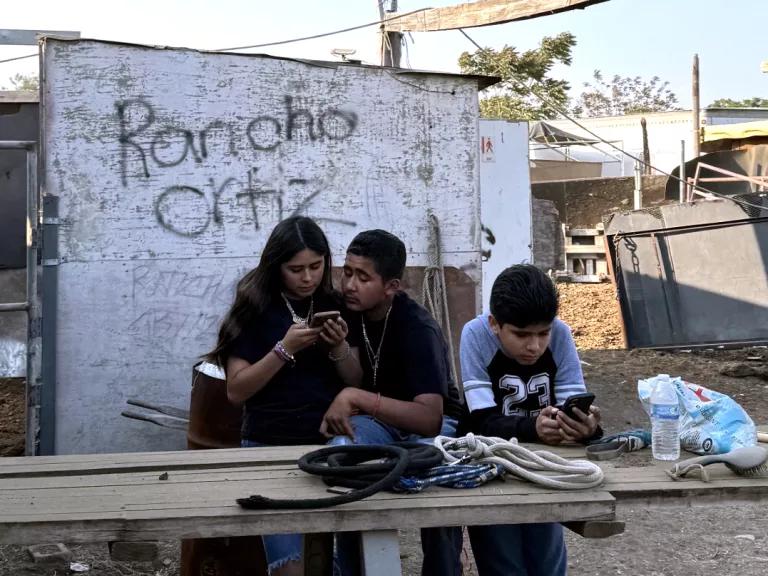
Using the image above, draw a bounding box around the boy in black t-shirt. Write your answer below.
[320,229,460,576]
[320,229,460,442]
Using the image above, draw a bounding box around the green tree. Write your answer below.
[572,70,680,117]
[458,32,576,121]
[3,73,39,91]
[709,97,768,108]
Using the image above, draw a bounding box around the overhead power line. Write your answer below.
[214,7,428,52]
[457,29,767,212]
[3,9,429,63]
[0,53,37,65]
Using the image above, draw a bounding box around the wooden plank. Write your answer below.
[10,443,768,548]
[0,485,616,545]
[0,443,589,478]
[0,446,317,478]
[361,530,402,576]
[383,0,610,32]
[0,29,79,45]
[1,467,617,513]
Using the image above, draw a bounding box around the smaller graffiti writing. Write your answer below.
[132,265,232,305]
[127,308,222,341]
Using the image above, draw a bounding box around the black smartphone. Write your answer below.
[309,310,341,328]
[557,392,595,420]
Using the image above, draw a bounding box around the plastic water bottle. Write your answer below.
[650,374,680,461]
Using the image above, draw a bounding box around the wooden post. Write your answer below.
[692,54,700,157]
[679,140,686,203]
[640,117,651,175]
[633,161,642,210]
[377,1,402,67]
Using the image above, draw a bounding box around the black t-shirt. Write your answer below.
[345,292,457,410]
[229,292,343,445]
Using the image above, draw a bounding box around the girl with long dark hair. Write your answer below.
[208,216,360,576]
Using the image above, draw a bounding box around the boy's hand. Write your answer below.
[536,406,564,445]
[320,387,359,439]
[319,317,349,349]
[556,405,601,442]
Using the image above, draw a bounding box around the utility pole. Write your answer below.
[692,54,700,158]
[640,117,651,175]
[377,1,402,67]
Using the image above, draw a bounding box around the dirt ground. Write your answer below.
[2,282,768,575]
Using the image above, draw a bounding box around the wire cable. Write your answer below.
[214,7,428,52]
[458,29,767,212]
[0,53,37,65]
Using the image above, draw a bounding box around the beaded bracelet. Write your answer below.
[273,340,296,367]
[328,341,351,362]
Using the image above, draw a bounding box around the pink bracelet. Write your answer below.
[273,340,296,367]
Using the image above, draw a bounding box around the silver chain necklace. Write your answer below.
[281,293,314,326]
[361,305,392,389]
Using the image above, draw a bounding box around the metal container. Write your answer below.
[181,361,267,576]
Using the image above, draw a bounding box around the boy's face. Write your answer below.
[342,253,399,313]
[489,316,553,365]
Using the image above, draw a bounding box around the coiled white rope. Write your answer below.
[434,433,604,490]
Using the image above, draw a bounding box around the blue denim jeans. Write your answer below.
[241,439,303,575]
[329,415,458,576]
[423,522,567,576]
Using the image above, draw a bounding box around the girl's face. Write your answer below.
[280,248,326,299]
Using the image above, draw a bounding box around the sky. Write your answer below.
[1,0,767,108]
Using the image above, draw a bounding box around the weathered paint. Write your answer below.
[42,39,482,454]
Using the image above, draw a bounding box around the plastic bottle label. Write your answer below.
[651,404,679,420]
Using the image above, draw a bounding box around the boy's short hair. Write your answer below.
[347,229,406,281]
[490,265,559,328]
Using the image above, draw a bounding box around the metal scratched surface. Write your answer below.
[42,38,482,454]
[605,200,768,349]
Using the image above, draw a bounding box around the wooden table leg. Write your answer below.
[361,529,401,576]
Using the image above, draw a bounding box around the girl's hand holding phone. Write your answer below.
[281,323,322,355]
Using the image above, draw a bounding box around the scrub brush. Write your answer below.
[667,446,768,482]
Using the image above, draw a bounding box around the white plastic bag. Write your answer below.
[638,375,757,455]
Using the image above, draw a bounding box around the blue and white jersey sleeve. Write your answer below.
[460,316,499,412]
[550,318,587,405]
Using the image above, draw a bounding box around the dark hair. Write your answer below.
[207,216,333,367]
[346,229,406,281]
[490,265,559,328]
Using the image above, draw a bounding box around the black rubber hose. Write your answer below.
[237,444,410,510]
[321,442,445,489]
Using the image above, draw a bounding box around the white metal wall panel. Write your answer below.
[479,120,532,314]
[42,39,481,454]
